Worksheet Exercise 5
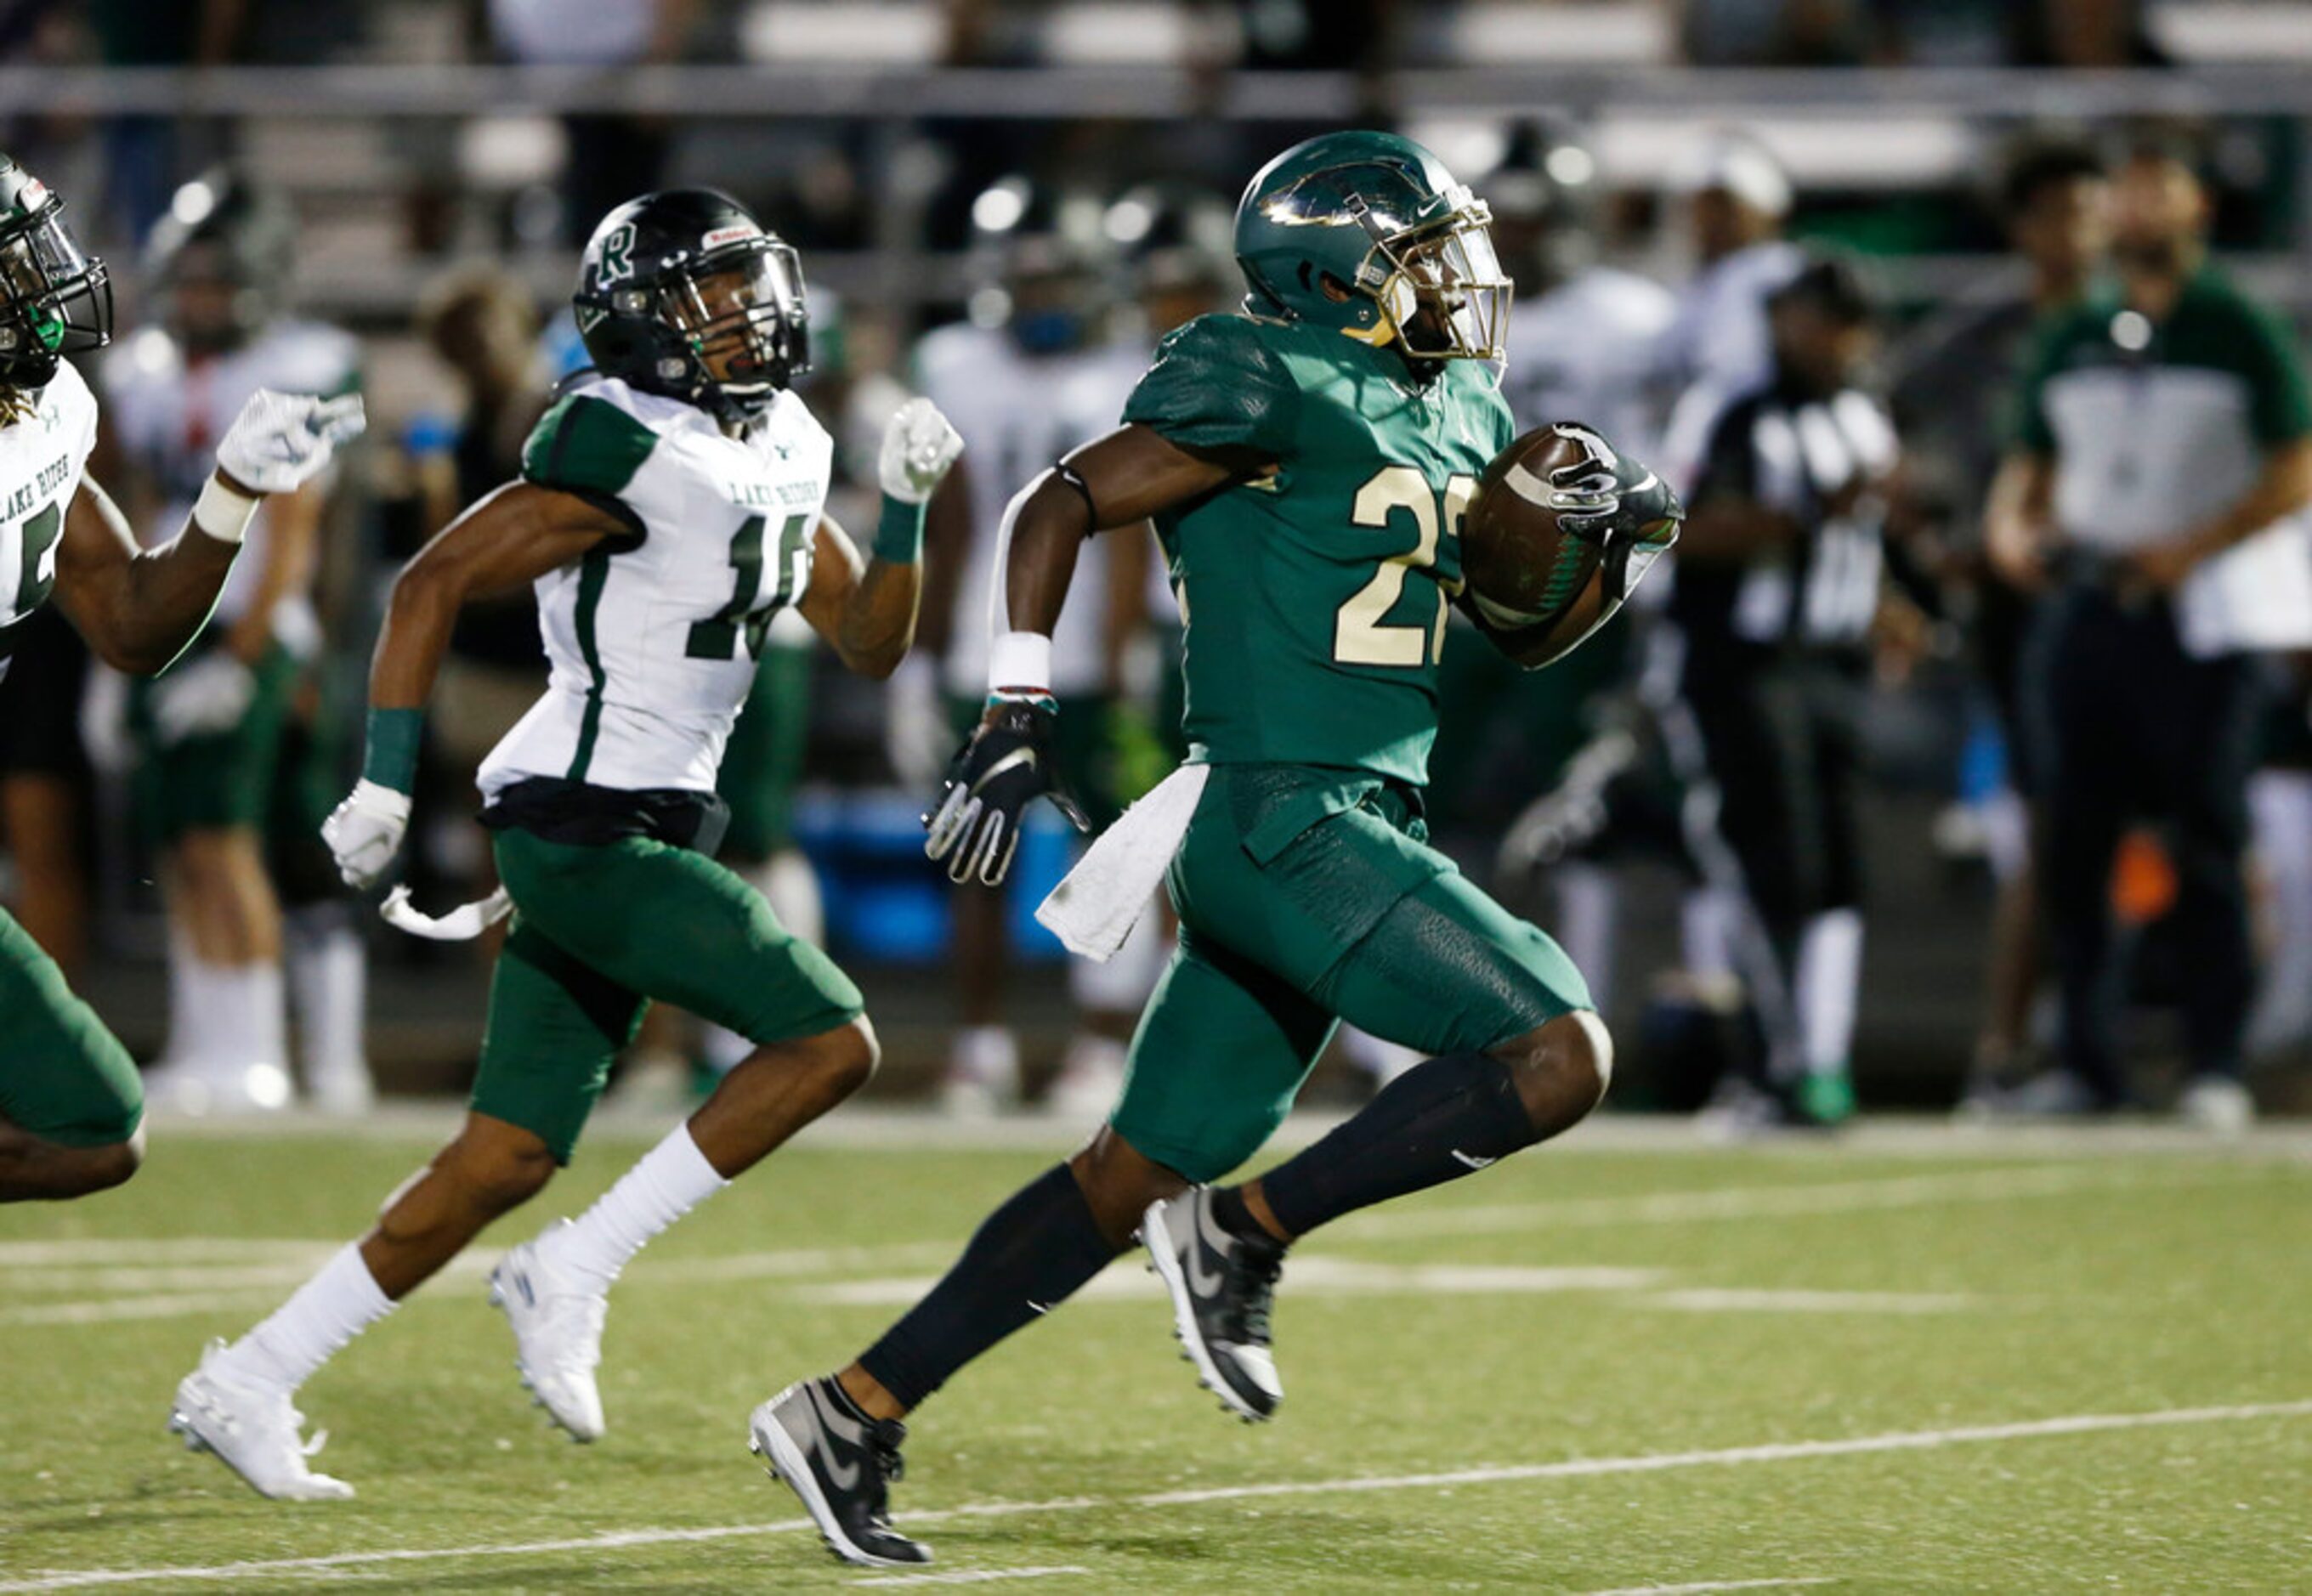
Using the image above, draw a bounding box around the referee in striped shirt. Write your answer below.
[1986,139,2312,1128]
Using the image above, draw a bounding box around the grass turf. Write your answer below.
[2,1117,2307,1593]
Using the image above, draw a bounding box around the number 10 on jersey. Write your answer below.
[687,512,811,661]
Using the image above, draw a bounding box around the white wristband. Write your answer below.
[191,474,260,546]
[987,631,1053,696]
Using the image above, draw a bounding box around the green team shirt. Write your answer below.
[1122,313,1514,786]
[2011,267,2312,551]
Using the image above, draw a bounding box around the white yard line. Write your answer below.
[1581,1572,1831,1582]
[2,1400,2304,1593]
[853,1568,1092,1588]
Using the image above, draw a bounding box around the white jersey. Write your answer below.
[1503,266,1677,460]
[0,360,100,673]
[478,373,833,799]
[915,324,1142,697]
[104,320,360,648]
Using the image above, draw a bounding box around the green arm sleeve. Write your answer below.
[1121,314,1301,458]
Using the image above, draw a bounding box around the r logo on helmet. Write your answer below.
[596,224,636,286]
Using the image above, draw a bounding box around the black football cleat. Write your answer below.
[749,1377,929,1568]
[1142,1189,1285,1423]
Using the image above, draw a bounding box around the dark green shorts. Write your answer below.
[129,640,298,841]
[948,690,1125,832]
[1112,764,1590,1182]
[0,908,143,1148]
[472,826,865,1162]
[717,642,813,862]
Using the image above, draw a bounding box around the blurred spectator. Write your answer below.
[1678,0,1865,66]
[898,175,1148,1115]
[106,168,371,1115]
[405,267,550,904]
[486,0,697,244]
[1659,254,1900,1128]
[1890,138,2110,1103]
[1987,139,2312,1129]
[87,0,244,242]
[1653,132,1805,399]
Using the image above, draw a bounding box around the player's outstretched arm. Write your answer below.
[797,397,963,680]
[925,422,1244,885]
[51,390,363,676]
[323,482,626,890]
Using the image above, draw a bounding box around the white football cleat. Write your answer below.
[168,1340,354,1501]
[489,1225,609,1442]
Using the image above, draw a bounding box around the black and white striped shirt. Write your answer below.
[1659,371,1898,653]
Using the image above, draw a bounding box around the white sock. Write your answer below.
[205,960,288,1072]
[543,1123,728,1292]
[287,912,370,1090]
[226,1243,394,1395]
[1553,861,1618,1012]
[161,931,211,1067]
[1795,908,1864,1078]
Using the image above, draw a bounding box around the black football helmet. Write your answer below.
[573,189,808,425]
[145,168,298,355]
[0,154,110,389]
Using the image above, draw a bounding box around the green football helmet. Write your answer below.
[1233,130,1510,362]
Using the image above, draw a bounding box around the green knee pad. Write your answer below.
[471,920,643,1164]
[0,910,144,1148]
[1110,933,1336,1183]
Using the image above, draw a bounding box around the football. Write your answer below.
[1459,421,1624,631]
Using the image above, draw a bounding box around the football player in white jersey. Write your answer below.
[897,178,1148,1113]
[171,189,962,1502]
[0,154,362,1200]
[104,171,372,1115]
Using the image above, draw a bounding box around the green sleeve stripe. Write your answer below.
[564,547,614,781]
[524,394,659,501]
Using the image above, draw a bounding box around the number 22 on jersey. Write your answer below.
[1333,467,1474,669]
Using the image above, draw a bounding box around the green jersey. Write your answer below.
[1121,313,1513,785]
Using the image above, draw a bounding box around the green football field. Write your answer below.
[3,1112,2308,1593]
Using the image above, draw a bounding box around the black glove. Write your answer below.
[1557,452,1684,603]
[923,698,1092,886]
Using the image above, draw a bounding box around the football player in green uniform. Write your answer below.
[0,154,362,1199]
[750,131,1680,1568]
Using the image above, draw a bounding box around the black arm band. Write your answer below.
[1053,461,1099,530]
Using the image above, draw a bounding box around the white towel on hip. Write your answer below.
[1037,763,1210,959]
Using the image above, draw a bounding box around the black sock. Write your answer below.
[1209,1184,1272,1245]
[856,1163,1119,1410]
[1255,1050,1536,1239]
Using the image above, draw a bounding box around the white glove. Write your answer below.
[148,651,254,745]
[884,654,952,789]
[215,389,367,495]
[321,778,411,891]
[877,395,964,506]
